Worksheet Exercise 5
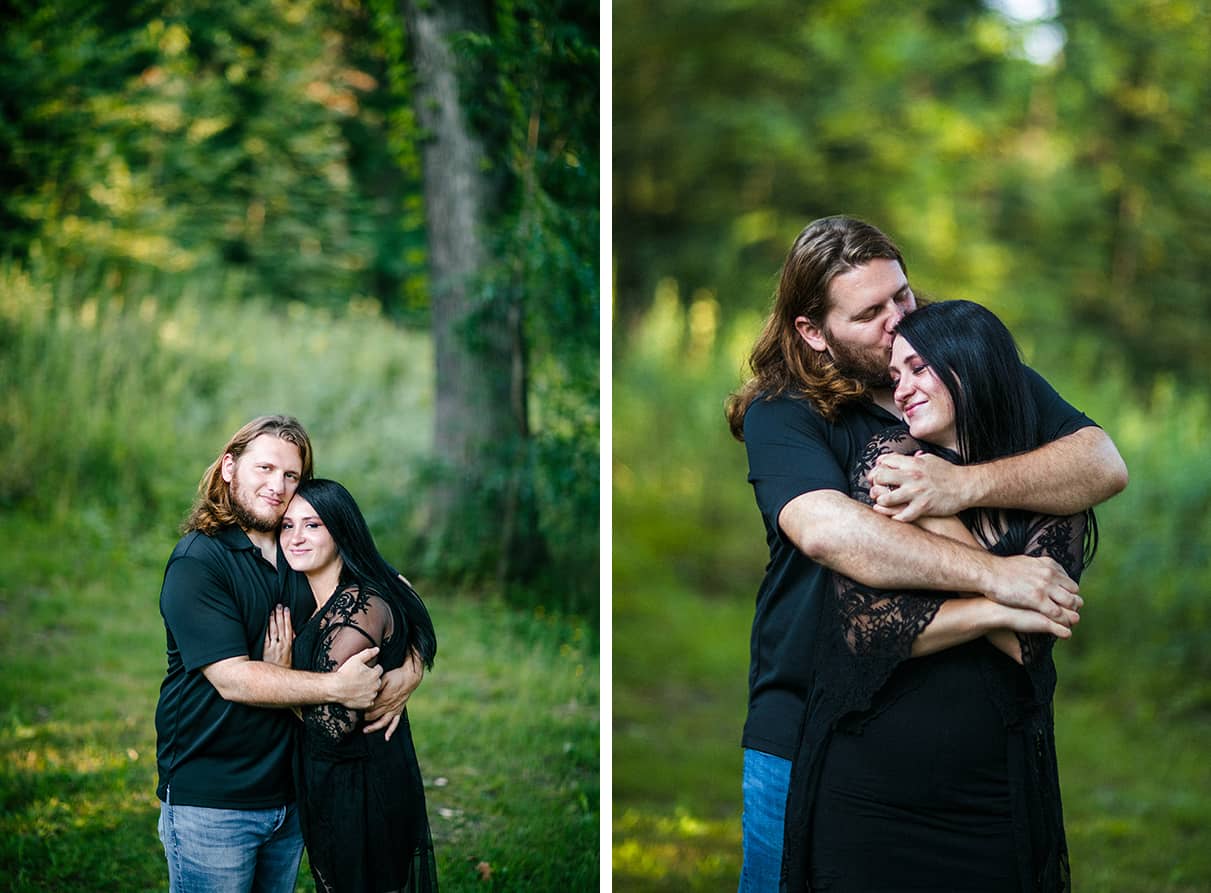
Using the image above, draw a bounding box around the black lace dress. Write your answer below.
[292,583,438,893]
[782,427,1089,893]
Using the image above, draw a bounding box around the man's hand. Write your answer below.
[329,647,382,710]
[868,451,973,522]
[983,554,1082,625]
[363,648,425,741]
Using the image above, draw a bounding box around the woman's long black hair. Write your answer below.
[895,300,1097,563]
[295,478,437,668]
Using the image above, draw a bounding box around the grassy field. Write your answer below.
[0,512,598,892]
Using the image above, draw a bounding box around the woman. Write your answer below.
[782,300,1098,892]
[266,478,439,893]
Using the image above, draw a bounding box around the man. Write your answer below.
[154,415,423,893]
[725,217,1128,891]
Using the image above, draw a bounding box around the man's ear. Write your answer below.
[221,453,236,483]
[794,315,829,353]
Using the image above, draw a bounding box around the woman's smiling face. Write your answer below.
[280,496,340,576]
[890,334,957,451]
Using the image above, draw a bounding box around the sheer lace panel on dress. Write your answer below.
[836,426,945,658]
[303,585,395,742]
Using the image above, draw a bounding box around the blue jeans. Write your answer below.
[158,797,304,893]
[738,748,792,893]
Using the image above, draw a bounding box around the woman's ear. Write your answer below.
[794,315,829,353]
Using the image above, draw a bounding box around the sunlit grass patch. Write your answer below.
[613,807,741,892]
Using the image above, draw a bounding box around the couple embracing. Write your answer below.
[729,216,1128,892]
[154,416,438,893]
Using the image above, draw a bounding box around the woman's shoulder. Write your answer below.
[323,582,395,625]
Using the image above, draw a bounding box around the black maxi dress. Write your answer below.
[781,427,1091,893]
[293,582,438,893]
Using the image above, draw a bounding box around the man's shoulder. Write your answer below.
[167,527,247,566]
[744,390,827,430]
[745,389,890,437]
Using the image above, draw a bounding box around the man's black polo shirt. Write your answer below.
[154,525,316,808]
[740,368,1095,759]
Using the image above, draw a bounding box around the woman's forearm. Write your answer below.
[910,597,1000,657]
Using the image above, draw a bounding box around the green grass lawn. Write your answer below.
[612,580,1211,893]
[0,513,598,892]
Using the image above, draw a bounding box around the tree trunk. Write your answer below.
[403,0,545,582]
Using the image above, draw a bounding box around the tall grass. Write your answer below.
[613,292,1211,891]
[0,254,597,613]
[0,257,433,545]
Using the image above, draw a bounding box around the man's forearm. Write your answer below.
[203,658,344,708]
[965,426,1127,515]
[781,490,993,593]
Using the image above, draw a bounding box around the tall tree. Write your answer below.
[402,0,547,584]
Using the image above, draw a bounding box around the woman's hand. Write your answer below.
[263,605,295,668]
[991,601,1072,641]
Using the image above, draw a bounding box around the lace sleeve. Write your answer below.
[836,425,945,658]
[302,586,394,743]
[1016,511,1091,668]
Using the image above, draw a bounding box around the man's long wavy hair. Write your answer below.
[725,216,907,439]
[182,415,314,536]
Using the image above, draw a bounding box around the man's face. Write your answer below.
[795,258,916,387]
[222,434,303,533]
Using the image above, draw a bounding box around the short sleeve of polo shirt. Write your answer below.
[743,395,848,546]
[1025,366,1097,441]
[160,552,252,672]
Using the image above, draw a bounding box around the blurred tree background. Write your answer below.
[614,0,1210,890]
[0,0,599,604]
[0,0,598,889]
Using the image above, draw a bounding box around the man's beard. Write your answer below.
[825,333,893,388]
[229,471,281,533]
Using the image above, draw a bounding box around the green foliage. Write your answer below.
[0,0,409,308]
[1,0,599,611]
[376,0,599,603]
[614,0,1211,382]
[0,513,599,892]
